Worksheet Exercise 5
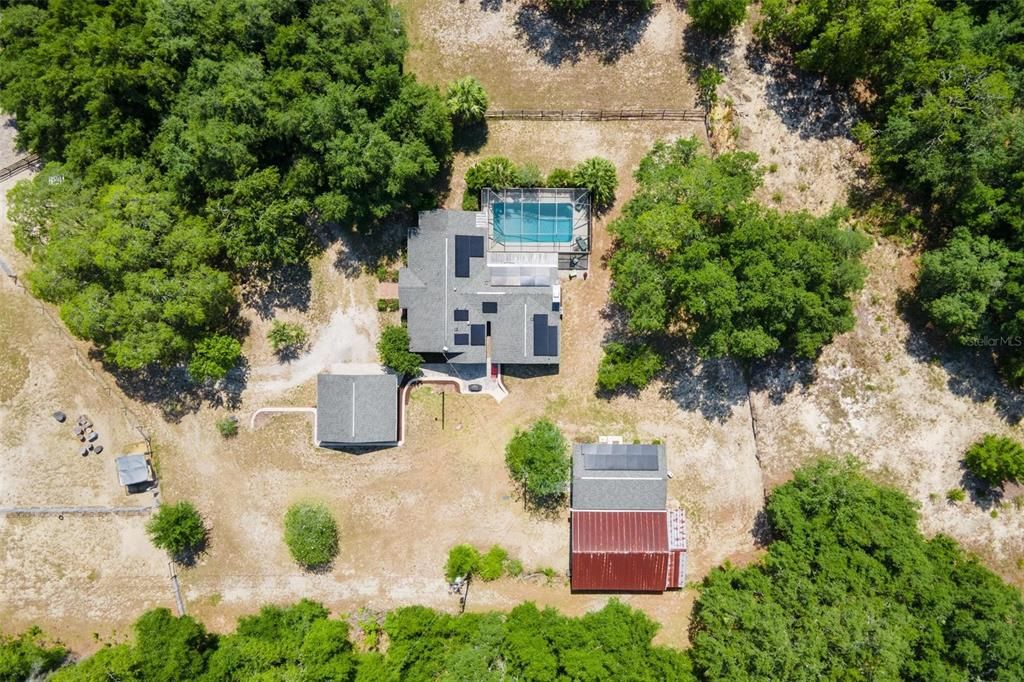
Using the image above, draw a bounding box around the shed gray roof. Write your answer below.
[571,443,667,511]
[115,454,152,486]
[399,210,560,365]
[316,373,398,446]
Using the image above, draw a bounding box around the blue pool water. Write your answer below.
[492,202,573,243]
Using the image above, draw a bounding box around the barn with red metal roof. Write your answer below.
[569,443,686,592]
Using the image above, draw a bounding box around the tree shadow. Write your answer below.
[680,22,736,86]
[174,532,210,569]
[659,348,750,423]
[747,354,816,406]
[750,507,774,548]
[743,40,861,141]
[238,261,313,321]
[332,213,412,279]
[900,293,1024,424]
[959,466,1004,510]
[513,1,656,67]
[479,0,504,10]
[453,121,490,155]
[108,357,250,423]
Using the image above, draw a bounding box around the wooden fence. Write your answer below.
[484,109,705,122]
[0,154,41,182]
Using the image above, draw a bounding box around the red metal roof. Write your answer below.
[571,511,685,592]
[572,511,669,553]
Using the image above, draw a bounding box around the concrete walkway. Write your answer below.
[418,363,508,403]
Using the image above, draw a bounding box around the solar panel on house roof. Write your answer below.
[454,235,485,278]
[454,309,469,321]
[470,324,485,346]
[585,453,660,471]
[532,314,558,357]
[454,333,469,346]
[482,301,497,314]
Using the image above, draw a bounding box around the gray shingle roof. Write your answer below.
[399,210,560,365]
[115,454,152,486]
[571,443,667,511]
[316,374,398,446]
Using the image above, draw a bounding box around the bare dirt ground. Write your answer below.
[400,0,696,109]
[3,1,1024,659]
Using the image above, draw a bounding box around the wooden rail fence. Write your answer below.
[0,154,41,182]
[484,108,705,122]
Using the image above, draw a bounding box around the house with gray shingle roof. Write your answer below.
[399,208,567,366]
[570,443,668,510]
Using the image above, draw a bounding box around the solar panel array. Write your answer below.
[532,314,558,357]
[581,443,660,471]
[454,235,485,278]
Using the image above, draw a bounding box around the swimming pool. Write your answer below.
[492,202,574,244]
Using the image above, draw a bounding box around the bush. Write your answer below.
[444,544,481,582]
[478,546,509,581]
[146,501,206,558]
[597,341,663,391]
[187,335,242,383]
[516,163,544,188]
[376,299,399,313]
[465,157,522,194]
[964,434,1024,487]
[284,502,339,568]
[546,167,575,188]
[697,67,724,110]
[504,558,524,577]
[267,321,308,354]
[446,76,489,126]
[216,417,239,438]
[461,190,480,211]
[505,419,571,510]
[377,325,422,377]
[689,0,749,34]
[571,157,618,209]
[946,488,966,503]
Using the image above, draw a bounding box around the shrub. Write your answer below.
[445,544,481,582]
[478,545,509,581]
[571,157,618,209]
[0,626,67,681]
[187,335,241,383]
[216,417,239,438]
[505,419,571,510]
[964,434,1024,487]
[284,502,339,568]
[546,167,574,188]
[146,501,206,558]
[461,190,480,211]
[446,76,489,126]
[267,321,308,354]
[377,325,422,377]
[597,341,663,391]
[946,488,966,503]
[689,0,749,35]
[516,163,544,188]
[505,558,524,577]
[697,67,724,111]
[465,157,522,194]
[376,299,399,313]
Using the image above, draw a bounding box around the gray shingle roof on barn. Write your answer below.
[316,373,398,446]
[398,210,560,365]
[571,443,667,511]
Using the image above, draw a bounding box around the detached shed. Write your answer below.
[115,454,154,493]
[316,373,399,448]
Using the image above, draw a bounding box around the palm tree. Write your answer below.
[446,77,489,126]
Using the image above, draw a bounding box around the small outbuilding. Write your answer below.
[115,454,154,494]
[316,373,399,448]
[569,442,686,592]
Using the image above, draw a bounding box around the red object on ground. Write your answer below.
[570,510,685,592]
[491,364,499,378]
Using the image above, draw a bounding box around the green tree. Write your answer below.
[504,419,571,510]
[964,434,1024,487]
[690,458,1024,680]
[444,544,481,582]
[689,0,750,35]
[284,502,339,568]
[597,341,663,391]
[546,167,575,188]
[267,321,308,354]
[0,627,66,682]
[187,335,241,383]
[377,325,423,377]
[696,67,724,111]
[446,77,489,126]
[572,157,619,209]
[146,501,206,559]
[609,138,869,361]
[464,157,523,194]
